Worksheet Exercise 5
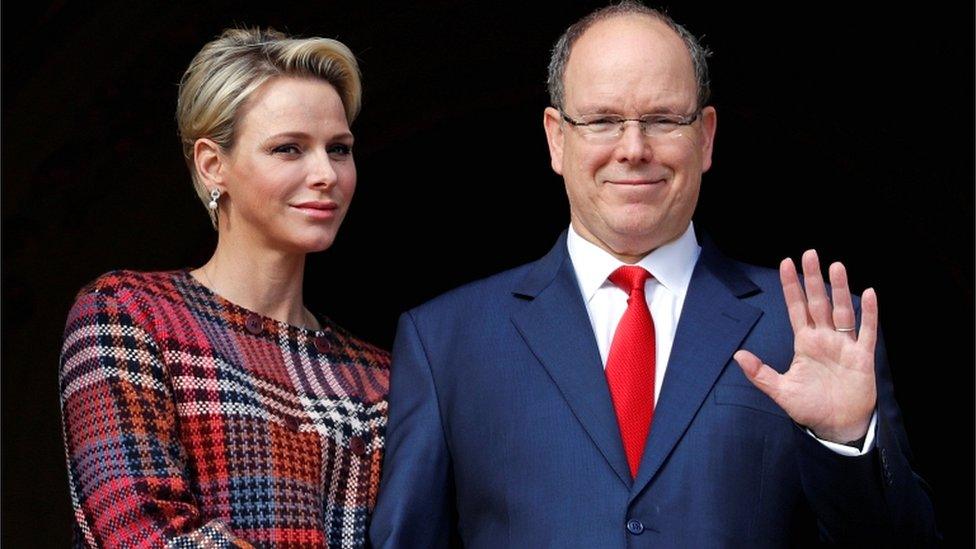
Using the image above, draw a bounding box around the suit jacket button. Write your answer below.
[880,447,893,485]
[626,519,644,535]
[245,313,263,335]
[349,436,366,456]
[314,335,330,353]
[283,416,300,430]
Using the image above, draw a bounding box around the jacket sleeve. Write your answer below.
[368,312,456,548]
[796,327,940,545]
[59,289,252,548]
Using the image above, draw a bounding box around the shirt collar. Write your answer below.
[566,222,701,303]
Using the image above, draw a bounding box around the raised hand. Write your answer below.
[734,250,878,444]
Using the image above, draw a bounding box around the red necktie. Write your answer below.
[605,266,656,478]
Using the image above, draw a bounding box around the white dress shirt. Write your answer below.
[566,221,699,403]
[565,222,875,456]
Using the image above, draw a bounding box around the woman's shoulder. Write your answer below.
[62,271,189,359]
[75,269,185,300]
[69,270,191,319]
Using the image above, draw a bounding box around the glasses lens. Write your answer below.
[569,111,698,142]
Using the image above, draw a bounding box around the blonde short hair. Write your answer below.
[176,27,362,227]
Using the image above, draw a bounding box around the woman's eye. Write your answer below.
[272,144,301,155]
[328,144,352,157]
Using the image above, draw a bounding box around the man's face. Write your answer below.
[544,15,716,262]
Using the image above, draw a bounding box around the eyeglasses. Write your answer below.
[560,109,701,142]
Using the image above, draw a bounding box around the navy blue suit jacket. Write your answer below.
[370,231,937,547]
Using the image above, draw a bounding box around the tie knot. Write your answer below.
[609,266,651,294]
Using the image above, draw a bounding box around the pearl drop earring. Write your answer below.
[208,188,221,211]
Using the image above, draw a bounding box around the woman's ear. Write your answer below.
[194,138,226,191]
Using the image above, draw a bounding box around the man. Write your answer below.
[370,3,937,546]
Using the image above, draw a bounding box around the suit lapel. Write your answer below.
[629,241,763,500]
[511,232,633,488]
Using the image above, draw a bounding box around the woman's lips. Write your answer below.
[291,201,338,219]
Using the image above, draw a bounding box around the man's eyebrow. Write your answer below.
[570,104,618,115]
[643,105,692,115]
[574,105,691,116]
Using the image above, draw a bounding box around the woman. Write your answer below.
[59,28,389,548]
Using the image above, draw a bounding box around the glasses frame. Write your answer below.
[559,109,702,140]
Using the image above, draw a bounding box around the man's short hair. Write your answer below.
[546,1,711,110]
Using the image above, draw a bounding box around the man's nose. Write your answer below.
[614,121,652,163]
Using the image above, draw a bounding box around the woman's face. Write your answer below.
[218,76,356,255]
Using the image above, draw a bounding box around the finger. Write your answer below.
[857,288,879,353]
[801,249,832,328]
[780,257,810,332]
[734,350,784,403]
[828,262,857,340]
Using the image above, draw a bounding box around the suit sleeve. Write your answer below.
[59,290,252,548]
[796,327,940,545]
[369,312,456,548]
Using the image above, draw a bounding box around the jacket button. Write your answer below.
[349,436,366,456]
[245,313,263,335]
[880,447,893,485]
[314,335,330,353]
[283,416,300,431]
[626,519,644,535]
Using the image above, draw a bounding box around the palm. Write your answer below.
[734,250,878,444]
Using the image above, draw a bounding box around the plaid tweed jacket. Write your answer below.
[59,270,390,548]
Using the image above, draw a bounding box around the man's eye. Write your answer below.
[647,117,680,126]
[587,118,621,130]
[644,118,681,132]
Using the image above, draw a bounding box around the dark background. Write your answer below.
[3,1,972,545]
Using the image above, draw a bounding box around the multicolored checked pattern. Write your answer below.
[59,270,390,548]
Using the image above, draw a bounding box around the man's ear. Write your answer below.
[193,138,227,191]
[699,106,717,173]
[543,107,565,176]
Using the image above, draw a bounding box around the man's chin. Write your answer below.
[606,226,680,257]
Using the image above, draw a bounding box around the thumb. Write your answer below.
[733,350,784,402]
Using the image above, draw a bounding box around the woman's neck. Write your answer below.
[191,235,317,329]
